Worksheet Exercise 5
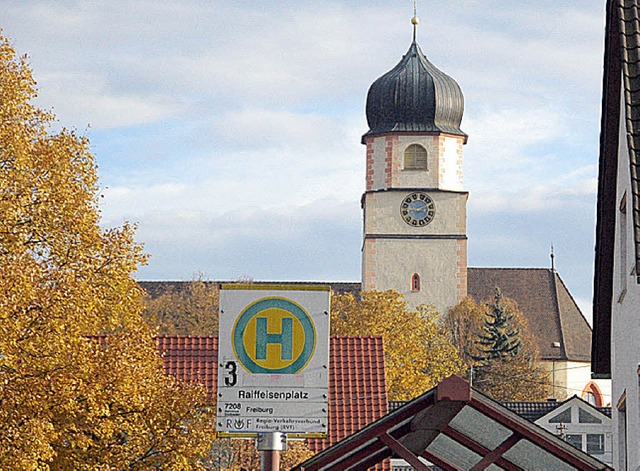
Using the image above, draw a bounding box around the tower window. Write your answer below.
[404,144,428,170]
[411,273,421,292]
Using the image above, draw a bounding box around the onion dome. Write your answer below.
[363,41,466,139]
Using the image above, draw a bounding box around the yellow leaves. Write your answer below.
[142,278,219,336]
[331,290,463,401]
[0,32,216,469]
[444,296,551,401]
[205,438,313,470]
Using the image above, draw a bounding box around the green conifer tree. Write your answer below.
[473,288,521,361]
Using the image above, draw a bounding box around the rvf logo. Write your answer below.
[232,297,316,374]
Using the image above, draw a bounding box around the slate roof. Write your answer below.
[592,0,640,378]
[139,281,360,300]
[390,398,612,423]
[500,400,565,422]
[468,268,592,362]
[503,396,612,424]
[156,335,388,460]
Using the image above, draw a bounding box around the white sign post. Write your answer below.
[217,284,330,437]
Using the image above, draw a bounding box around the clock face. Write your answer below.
[400,192,436,226]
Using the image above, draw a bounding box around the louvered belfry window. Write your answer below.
[404,144,428,170]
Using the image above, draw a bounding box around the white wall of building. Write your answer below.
[610,88,640,470]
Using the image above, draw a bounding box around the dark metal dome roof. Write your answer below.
[364,41,466,139]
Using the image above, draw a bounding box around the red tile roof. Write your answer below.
[156,335,388,463]
[308,336,388,453]
[157,336,218,392]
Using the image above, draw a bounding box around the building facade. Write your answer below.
[592,1,640,469]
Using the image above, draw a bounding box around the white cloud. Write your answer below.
[2,0,605,307]
[214,109,342,150]
[132,198,362,281]
[465,107,565,167]
[36,71,179,128]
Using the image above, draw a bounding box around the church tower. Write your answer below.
[361,17,468,313]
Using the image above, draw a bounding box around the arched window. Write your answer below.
[584,392,597,407]
[411,273,421,292]
[581,382,604,407]
[404,144,428,170]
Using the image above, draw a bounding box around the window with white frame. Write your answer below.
[619,192,627,297]
[586,434,605,455]
[565,434,582,450]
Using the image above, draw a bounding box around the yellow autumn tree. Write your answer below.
[331,290,463,401]
[444,294,551,401]
[443,296,487,370]
[142,277,220,335]
[0,34,216,469]
[205,438,313,470]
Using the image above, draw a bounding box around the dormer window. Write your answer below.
[404,144,428,170]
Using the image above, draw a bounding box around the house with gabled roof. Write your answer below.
[293,375,612,471]
[390,394,613,468]
[591,0,640,469]
[503,396,613,467]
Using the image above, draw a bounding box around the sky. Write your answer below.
[1,1,606,320]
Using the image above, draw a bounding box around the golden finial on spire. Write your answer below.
[411,0,419,43]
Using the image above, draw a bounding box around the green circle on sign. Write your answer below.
[232,297,316,374]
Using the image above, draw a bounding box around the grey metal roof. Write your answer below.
[500,401,563,423]
[363,41,466,140]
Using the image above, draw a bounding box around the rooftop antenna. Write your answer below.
[411,0,419,43]
[550,244,555,272]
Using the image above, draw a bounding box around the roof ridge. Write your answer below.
[468,267,554,271]
[156,335,217,339]
[553,272,591,325]
[549,271,568,359]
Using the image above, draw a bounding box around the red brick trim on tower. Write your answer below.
[366,139,374,191]
[384,135,398,187]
